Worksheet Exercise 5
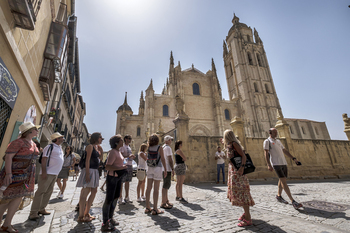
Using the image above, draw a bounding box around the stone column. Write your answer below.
[275,109,294,154]
[230,116,246,150]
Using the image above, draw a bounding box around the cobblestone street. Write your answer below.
[11,177,350,233]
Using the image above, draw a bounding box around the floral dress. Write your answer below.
[0,138,39,204]
[226,143,255,207]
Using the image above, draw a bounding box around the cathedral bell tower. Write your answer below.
[223,14,282,137]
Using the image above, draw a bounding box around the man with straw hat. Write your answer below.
[29,132,65,220]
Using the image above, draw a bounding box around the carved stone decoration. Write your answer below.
[275,109,287,127]
[157,119,164,134]
[175,95,188,118]
[343,113,350,131]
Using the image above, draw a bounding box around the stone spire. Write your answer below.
[212,58,221,91]
[254,28,262,44]
[146,79,153,91]
[139,91,145,115]
[223,40,228,56]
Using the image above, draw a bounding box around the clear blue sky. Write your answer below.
[76,0,350,150]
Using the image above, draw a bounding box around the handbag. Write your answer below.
[229,144,255,175]
[69,168,75,176]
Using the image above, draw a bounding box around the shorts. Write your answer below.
[147,166,163,181]
[273,165,288,178]
[174,163,186,176]
[163,171,172,189]
[122,165,133,182]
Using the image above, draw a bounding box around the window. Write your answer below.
[265,84,270,93]
[193,83,200,95]
[290,126,294,134]
[247,35,251,42]
[163,105,169,116]
[224,109,230,120]
[257,54,263,66]
[247,52,253,65]
[254,82,258,92]
[315,127,319,135]
[137,126,141,136]
[301,126,305,134]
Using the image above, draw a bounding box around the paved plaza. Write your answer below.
[10,176,350,233]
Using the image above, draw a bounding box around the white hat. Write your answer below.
[50,132,64,141]
[19,122,40,134]
[164,135,174,141]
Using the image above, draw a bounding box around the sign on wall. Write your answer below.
[0,57,19,109]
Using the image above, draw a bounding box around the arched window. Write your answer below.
[257,54,262,66]
[163,105,169,116]
[247,52,253,65]
[289,126,294,134]
[224,109,230,120]
[247,35,251,42]
[254,82,258,92]
[137,126,141,136]
[229,62,233,76]
[301,126,306,134]
[265,84,270,93]
[193,83,200,95]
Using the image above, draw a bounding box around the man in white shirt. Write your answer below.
[29,132,64,220]
[119,135,136,204]
[161,135,174,209]
[263,128,303,210]
[215,146,226,184]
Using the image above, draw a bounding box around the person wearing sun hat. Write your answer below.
[29,132,65,220]
[0,122,40,233]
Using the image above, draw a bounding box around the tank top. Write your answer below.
[89,147,100,169]
[175,152,184,164]
[138,152,147,169]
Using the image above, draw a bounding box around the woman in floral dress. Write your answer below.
[0,122,40,233]
[223,129,255,227]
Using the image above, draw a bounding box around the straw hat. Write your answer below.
[19,122,40,135]
[50,132,64,141]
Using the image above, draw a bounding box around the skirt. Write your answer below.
[76,168,99,188]
[57,167,70,179]
[174,163,186,176]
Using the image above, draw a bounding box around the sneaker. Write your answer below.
[57,191,61,198]
[101,220,116,232]
[124,197,133,203]
[292,200,303,210]
[58,193,64,199]
[175,196,180,201]
[137,197,143,202]
[179,198,188,204]
[276,195,288,204]
[141,195,146,200]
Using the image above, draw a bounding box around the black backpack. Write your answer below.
[38,144,54,166]
[147,146,160,167]
[79,150,87,169]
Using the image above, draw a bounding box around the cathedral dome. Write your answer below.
[117,92,133,113]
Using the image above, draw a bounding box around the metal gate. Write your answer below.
[0,98,12,145]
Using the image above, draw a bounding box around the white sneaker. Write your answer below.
[59,193,64,199]
[141,195,146,200]
[57,191,61,198]
[124,197,133,203]
[137,197,143,202]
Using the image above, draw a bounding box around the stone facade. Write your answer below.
[116,15,349,182]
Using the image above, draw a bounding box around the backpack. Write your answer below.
[79,150,87,169]
[39,144,54,166]
[146,146,160,167]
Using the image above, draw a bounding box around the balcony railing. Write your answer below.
[8,0,43,30]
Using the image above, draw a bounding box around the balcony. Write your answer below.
[8,0,42,30]
[38,58,54,101]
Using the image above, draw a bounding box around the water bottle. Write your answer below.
[0,185,8,199]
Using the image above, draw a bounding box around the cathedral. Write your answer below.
[116,14,330,152]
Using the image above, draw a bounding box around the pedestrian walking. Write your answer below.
[118,135,136,204]
[29,132,65,220]
[73,158,80,181]
[56,145,75,199]
[174,140,188,204]
[215,146,226,184]
[263,128,303,209]
[223,129,255,227]
[144,134,167,215]
[101,135,127,232]
[76,132,103,222]
[0,122,40,232]
[161,135,174,209]
[136,143,147,202]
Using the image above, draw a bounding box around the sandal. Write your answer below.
[151,209,164,215]
[86,213,96,220]
[166,200,173,207]
[237,219,252,227]
[0,226,18,233]
[160,203,172,209]
[77,216,85,223]
[238,213,245,221]
[144,207,152,214]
